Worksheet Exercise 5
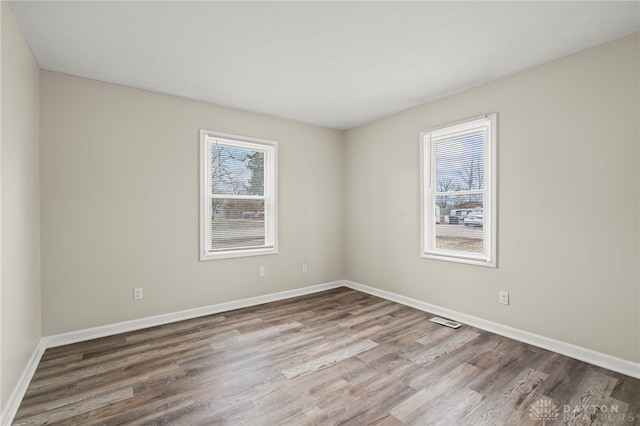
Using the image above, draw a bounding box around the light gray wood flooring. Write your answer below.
[13,287,640,425]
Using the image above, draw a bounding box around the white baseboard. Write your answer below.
[43,281,344,349]
[343,280,640,380]
[1,339,47,426]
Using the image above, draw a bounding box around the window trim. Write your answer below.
[419,114,497,267]
[199,129,278,261]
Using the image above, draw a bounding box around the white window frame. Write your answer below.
[199,130,278,261]
[420,114,497,267]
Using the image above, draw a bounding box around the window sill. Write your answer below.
[421,252,496,268]
[200,247,278,261]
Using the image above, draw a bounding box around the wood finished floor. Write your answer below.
[13,287,640,425]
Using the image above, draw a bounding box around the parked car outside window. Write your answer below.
[464,213,483,227]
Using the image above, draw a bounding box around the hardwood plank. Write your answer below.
[562,369,625,426]
[465,368,549,425]
[390,362,482,423]
[282,339,379,379]
[13,387,133,426]
[409,328,481,366]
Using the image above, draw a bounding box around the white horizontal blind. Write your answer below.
[421,114,496,267]
[200,131,277,260]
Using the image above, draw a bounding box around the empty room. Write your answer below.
[2,1,639,425]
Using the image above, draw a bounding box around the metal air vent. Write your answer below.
[430,317,462,329]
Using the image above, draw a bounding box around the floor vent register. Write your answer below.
[429,317,462,329]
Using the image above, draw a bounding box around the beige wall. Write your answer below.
[1,1,41,411]
[40,71,345,335]
[345,33,640,363]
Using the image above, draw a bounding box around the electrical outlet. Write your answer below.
[302,264,308,273]
[259,266,266,277]
[499,291,509,305]
[133,287,143,300]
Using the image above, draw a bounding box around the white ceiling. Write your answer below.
[10,1,640,130]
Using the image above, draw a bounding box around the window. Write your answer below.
[200,130,277,260]
[420,114,496,267]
